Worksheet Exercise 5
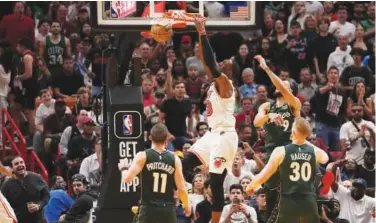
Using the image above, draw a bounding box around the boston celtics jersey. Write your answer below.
[45,35,65,70]
[279,143,316,196]
[264,102,295,160]
[140,149,176,205]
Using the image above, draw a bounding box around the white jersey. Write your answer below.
[0,192,16,223]
[204,82,236,130]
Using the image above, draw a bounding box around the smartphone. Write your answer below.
[232,197,241,205]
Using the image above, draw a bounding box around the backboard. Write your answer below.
[91,1,261,31]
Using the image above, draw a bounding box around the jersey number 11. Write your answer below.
[153,172,167,193]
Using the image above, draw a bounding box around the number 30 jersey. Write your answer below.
[264,102,295,161]
[140,149,176,205]
[204,82,236,130]
[279,143,317,196]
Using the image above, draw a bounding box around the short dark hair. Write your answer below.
[290,20,301,28]
[150,123,169,144]
[51,20,60,26]
[173,80,185,89]
[196,121,208,132]
[17,37,33,50]
[238,123,251,133]
[10,156,23,167]
[229,184,244,193]
[37,19,51,28]
[255,187,266,196]
[337,5,348,13]
[256,84,267,91]
[327,66,339,73]
[240,96,253,105]
[317,17,330,26]
[63,56,73,61]
[39,89,50,97]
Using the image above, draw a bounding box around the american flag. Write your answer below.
[230,6,248,19]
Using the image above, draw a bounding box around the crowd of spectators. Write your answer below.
[0,1,374,223]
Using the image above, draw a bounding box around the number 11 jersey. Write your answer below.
[140,149,176,205]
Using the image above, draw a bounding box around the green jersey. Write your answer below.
[264,102,295,161]
[279,143,316,196]
[45,35,65,72]
[140,149,176,205]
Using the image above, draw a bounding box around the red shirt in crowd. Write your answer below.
[143,94,155,108]
[0,14,35,49]
[235,111,255,129]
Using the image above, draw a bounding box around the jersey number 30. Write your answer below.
[289,161,312,182]
[153,172,167,193]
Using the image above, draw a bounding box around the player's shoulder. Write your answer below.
[260,101,272,110]
[274,146,286,154]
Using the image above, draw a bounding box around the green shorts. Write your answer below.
[135,204,177,223]
[269,194,319,223]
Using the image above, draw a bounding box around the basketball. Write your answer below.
[151,24,173,43]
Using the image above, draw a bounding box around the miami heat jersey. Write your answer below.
[204,82,236,130]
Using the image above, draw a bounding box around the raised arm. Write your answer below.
[194,18,233,98]
[119,151,146,183]
[254,55,301,112]
[247,146,285,194]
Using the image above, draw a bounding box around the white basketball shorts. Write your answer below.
[188,130,238,174]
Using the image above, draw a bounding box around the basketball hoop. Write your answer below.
[141,10,205,38]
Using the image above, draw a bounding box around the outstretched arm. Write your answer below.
[120,151,146,183]
[254,55,301,113]
[247,146,285,192]
[195,18,232,98]
[174,155,191,216]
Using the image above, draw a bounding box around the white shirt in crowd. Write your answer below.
[220,203,258,223]
[188,193,204,220]
[304,1,324,16]
[334,184,375,223]
[242,158,258,174]
[223,170,254,195]
[327,45,354,75]
[79,153,100,181]
[0,65,10,98]
[35,99,72,126]
[329,21,356,42]
[339,119,375,165]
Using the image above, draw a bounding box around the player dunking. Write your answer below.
[247,117,329,222]
[181,18,238,223]
[253,55,301,220]
[118,124,190,223]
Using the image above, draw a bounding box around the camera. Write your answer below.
[317,198,341,221]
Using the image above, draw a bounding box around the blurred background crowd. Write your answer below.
[0,1,374,223]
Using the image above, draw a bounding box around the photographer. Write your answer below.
[219,184,257,223]
[318,197,349,223]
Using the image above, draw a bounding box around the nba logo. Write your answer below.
[123,115,133,135]
[111,1,122,18]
